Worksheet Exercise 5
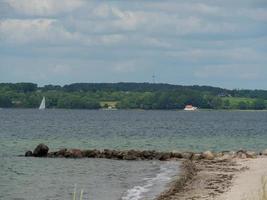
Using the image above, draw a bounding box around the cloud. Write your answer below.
[0,18,77,44]
[0,0,266,88]
[164,47,267,66]
[5,0,85,16]
[194,65,264,80]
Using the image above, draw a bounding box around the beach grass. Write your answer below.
[245,176,267,200]
[72,184,84,200]
[259,176,267,200]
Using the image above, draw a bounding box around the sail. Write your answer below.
[39,97,46,110]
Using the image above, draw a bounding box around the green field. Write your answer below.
[222,97,267,109]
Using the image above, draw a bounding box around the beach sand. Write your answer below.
[218,157,267,200]
[158,157,267,200]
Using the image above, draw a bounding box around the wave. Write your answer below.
[121,161,179,200]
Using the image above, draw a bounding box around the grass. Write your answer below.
[222,97,267,109]
[72,184,84,200]
[245,176,267,200]
[259,176,267,200]
[222,97,255,106]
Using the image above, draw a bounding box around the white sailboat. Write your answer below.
[39,97,46,110]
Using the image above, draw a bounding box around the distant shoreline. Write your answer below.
[2,107,267,112]
[1,82,267,110]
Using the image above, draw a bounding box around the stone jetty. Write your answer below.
[24,143,263,161]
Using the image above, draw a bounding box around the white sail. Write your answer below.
[39,97,46,110]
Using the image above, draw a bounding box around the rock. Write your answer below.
[65,149,83,158]
[47,151,57,158]
[246,151,257,158]
[236,151,247,159]
[218,153,232,160]
[181,152,193,160]
[240,153,247,159]
[82,149,100,158]
[33,143,49,157]
[202,151,215,160]
[114,151,124,159]
[215,152,224,158]
[158,152,171,161]
[171,151,183,159]
[123,150,140,160]
[142,150,156,160]
[25,150,33,157]
[56,148,67,157]
[192,153,202,160]
[123,154,137,160]
[261,149,267,156]
[103,149,113,159]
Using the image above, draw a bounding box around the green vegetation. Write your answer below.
[246,176,267,200]
[259,176,267,200]
[0,82,267,110]
[72,184,83,200]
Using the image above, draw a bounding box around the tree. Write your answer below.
[0,95,12,107]
[253,99,266,110]
[238,101,248,110]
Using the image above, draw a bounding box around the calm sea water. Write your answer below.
[1,109,267,199]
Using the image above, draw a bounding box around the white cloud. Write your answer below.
[6,0,85,16]
[0,18,78,44]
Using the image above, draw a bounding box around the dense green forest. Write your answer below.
[0,82,267,110]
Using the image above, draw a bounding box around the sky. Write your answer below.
[0,0,267,89]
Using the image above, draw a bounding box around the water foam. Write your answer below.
[121,161,179,200]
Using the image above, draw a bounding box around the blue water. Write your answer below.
[1,109,267,199]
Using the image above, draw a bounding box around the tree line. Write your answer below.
[0,82,266,110]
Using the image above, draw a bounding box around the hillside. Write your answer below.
[0,82,267,110]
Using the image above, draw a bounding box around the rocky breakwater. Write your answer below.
[25,144,263,161]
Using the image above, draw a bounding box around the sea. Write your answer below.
[1,109,267,200]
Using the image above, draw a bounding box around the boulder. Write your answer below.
[82,149,100,158]
[33,143,49,157]
[218,154,232,160]
[237,152,247,159]
[171,151,183,159]
[202,151,215,160]
[246,151,257,159]
[158,152,171,161]
[47,151,57,158]
[115,151,125,159]
[142,150,156,160]
[261,149,267,156]
[215,152,224,158]
[123,150,140,160]
[103,149,113,159]
[236,150,247,159]
[181,152,194,160]
[192,153,202,160]
[56,148,67,157]
[25,150,33,157]
[65,149,83,158]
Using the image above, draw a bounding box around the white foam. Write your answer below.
[121,161,179,200]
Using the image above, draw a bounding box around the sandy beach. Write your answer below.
[158,157,267,200]
[218,157,267,200]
